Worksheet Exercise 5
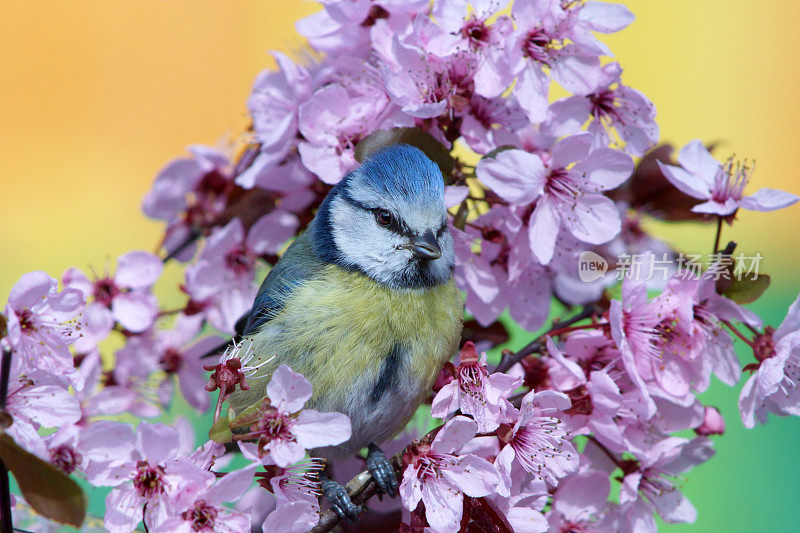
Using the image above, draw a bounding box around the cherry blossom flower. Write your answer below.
[3,271,85,389]
[245,52,317,180]
[84,421,202,533]
[184,214,297,333]
[230,365,351,466]
[298,82,393,183]
[4,375,81,459]
[431,342,521,431]
[739,294,800,427]
[399,416,500,532]
[143,146,233,261]
[382,36,477,121]
[426,0,513,99]
[114,315,215,410]
[547,470,616,532]
[553,62,659,156]
[295,0,426,56]
[494,390,578,493]
[64,251,162,341]
[262,500,321,533]
[153,464,256,533]
[695,406,725,436]
[506,0,619,122]
[477,132,633,264]
[619,437,714,529]
[657,140,799,216]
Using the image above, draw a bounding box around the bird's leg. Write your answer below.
[319,466,360,522]
[366,443,398,498]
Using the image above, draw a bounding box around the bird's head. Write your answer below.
[312,144,455,289]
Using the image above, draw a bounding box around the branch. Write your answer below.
[494,304,598,374]
[0,346,13,533]
[309,428,441,533]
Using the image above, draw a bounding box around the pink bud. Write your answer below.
[459,341,480,364]
[695,406,725,436]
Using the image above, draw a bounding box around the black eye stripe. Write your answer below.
[436,220,448,238]
[340,190,420,238]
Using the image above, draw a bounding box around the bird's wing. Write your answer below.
[237,229,325,336]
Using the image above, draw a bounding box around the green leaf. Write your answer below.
[481,144,517,160]
[209,415,233,444]
[0,432,86,527]
[355,127,456,177]
[723,273,771,304]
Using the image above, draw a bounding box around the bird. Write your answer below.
[227,144,463,519]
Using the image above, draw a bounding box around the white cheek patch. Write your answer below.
[329,197,413,284]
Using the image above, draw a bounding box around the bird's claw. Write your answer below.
[321,476,360,522]
[367,443,398,498]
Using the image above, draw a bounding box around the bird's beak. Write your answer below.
[410,230,442,260]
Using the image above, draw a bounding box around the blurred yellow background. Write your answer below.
[1,1,800,530]
[2,0,799,296]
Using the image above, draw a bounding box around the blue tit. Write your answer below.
[228,144,463,518]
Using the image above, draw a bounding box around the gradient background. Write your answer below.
[1,1,799,530]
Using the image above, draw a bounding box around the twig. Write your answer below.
[494,304,598,374]
[0,347,13,533]
[161,228,201,264]
[712,215,723,254]
[308,429,440,533]
[721,319,755,347]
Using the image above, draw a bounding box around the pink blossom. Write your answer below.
[546,337,634,453]
[547,470,615,532]
[262,500,321,533]
[235,365,351,467]
[184,214,297,333]
[619,437,714,527]
[431,342,521,431]
[297,82,393,183]
[296,0,426,56]
[553,62,658,156]
[64,250,162,341]
[658,140,799,216]
[115,315,214,411]
[739,294,800,427]
[3,271,85,389]
[4,376,81,459]
[143,146,233,262]
[399,416,500,532]
[153,464,256,533]
[84,421,204,533]
[506,1,609,122]
[451,207,517,327]
[494,390,578,493]
[246,52,316,172]
[382,36,476,120]
[476,133,633,264]
[426,0,513,98]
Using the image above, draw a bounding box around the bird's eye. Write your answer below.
[375,209,393,227]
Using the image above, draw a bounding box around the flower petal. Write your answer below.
[115,251,163,289]
[267,365,313,413]
[293,410,352,449]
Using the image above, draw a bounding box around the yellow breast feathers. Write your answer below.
[231,265,463,415]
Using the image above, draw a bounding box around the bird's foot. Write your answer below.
[320,474,360,522]
[367,443,398,498]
